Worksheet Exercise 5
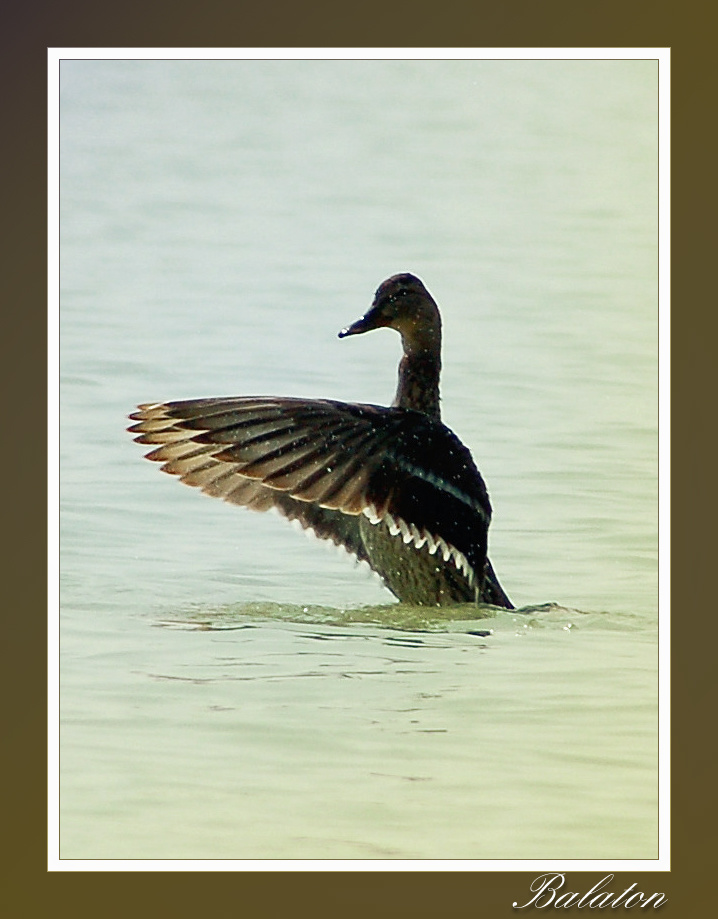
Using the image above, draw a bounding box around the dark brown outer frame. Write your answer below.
[5,5,711,917]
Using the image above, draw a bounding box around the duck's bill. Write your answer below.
[338,310,384,338]
[339,316,367,338]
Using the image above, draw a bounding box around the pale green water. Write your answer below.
[58,58,659,861]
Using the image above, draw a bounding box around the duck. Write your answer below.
[128,272,513,609]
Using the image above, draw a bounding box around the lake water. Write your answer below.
[57,57,661,863]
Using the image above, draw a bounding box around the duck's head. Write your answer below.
[339,273,441,353]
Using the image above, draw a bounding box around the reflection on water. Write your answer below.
[153,599,597,634]
[158,600,502,632]
[59,57,659,862]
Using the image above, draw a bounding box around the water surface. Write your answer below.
[59,58,659,861]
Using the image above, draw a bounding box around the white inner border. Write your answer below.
[48,46,670,874]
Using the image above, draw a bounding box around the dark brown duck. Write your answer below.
[129,273,513,608]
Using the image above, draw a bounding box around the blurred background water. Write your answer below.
[58,57,659,861]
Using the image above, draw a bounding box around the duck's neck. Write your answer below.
[393,347,442,420]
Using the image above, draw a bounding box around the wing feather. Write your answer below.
[129,395,492,583]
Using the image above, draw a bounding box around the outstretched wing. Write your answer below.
[128,396,492,581]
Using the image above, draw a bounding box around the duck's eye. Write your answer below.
[386,288,408,307]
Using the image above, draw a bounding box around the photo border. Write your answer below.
[5,0,707,913]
